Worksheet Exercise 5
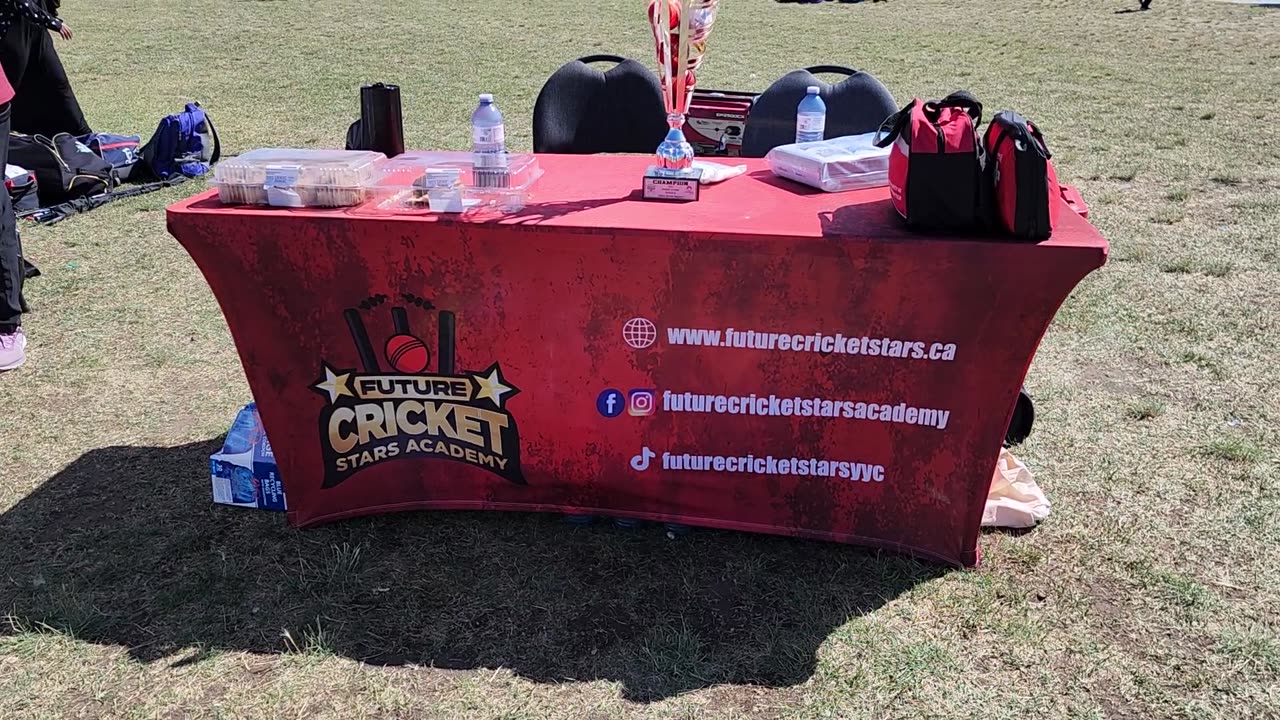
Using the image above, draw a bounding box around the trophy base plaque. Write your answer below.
[642,166,703,202]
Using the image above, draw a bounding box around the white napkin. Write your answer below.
[692,160,748,185]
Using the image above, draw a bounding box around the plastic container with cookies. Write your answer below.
[361,151,543,215]
[213,149,386,208]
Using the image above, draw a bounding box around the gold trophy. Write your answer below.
[643,0,721,202]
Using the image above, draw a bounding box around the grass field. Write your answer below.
[1,0,1279,718]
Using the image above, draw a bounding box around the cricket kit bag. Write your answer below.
[984,110,1061,241]
[875,90,986,232]
[80,132,143,182]
[7,132,115,205]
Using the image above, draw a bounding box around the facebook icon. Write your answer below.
[596,388,624,418]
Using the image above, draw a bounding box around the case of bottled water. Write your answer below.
[209,402,287,511]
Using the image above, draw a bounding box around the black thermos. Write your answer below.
[353,83,405,158]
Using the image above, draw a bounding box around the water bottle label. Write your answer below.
[797,115,826,134]
[472,152,509,170]
[473,125,506,146]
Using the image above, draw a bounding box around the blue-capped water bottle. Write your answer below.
[795,86,826,144]
[471,93,509,188]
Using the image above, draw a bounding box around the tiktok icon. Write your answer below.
[630,446,656,471]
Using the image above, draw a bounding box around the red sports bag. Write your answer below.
[875,91,985,232]
[984,111,1060,240]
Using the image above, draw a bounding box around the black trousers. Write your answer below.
[0,102,23,332]
[0,19,91,137]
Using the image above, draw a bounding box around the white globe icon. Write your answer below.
[622,317,658,349]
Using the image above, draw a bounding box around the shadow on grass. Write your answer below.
[0,441,946,702]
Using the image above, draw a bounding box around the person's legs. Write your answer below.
[11,25,90,136]
[0,102,28,370]
[0,23,32,94]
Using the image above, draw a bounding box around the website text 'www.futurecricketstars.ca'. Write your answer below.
[664,326,957,360]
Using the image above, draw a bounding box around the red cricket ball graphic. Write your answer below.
[385,333,431,374]
[344,299,454,376]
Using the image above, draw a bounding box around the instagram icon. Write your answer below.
[628,389,656,417]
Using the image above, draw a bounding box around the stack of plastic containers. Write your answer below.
[213,148,543,215]
[213,148,386,208]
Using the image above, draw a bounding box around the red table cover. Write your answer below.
[167,155,1107,566]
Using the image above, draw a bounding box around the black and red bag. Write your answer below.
[875,91,985,232]
[983,111,1060,240]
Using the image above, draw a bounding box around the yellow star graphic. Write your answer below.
[313,365,354,403]
[473,366,514,408]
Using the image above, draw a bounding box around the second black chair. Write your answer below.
[740,66,898,158]
[532,55,669,155]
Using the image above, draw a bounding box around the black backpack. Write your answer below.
[8,133,115,206]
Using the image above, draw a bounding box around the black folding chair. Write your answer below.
[740,65,897,158]
[532,55,668,155]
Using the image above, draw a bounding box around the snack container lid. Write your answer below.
[361,151,543,214]
[213,148,387,190]
[370,151,541,191]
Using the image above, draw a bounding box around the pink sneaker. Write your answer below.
[0,328,27,371]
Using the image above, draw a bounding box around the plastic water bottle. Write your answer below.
[222,402,258,454]
[471,93,509,187]
[795,86,826,144]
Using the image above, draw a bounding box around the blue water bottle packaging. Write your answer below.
[209,402,287,511]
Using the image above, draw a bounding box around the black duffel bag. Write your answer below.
[8,132,115,206]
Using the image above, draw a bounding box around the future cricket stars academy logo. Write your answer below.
[310,294,524,489]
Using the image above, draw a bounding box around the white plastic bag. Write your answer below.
[765,132,890,193]
[982,448,1051,529]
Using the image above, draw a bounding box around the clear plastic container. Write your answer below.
[362,151,543,215]
[766,133,890,193]
[213,148,386,208]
